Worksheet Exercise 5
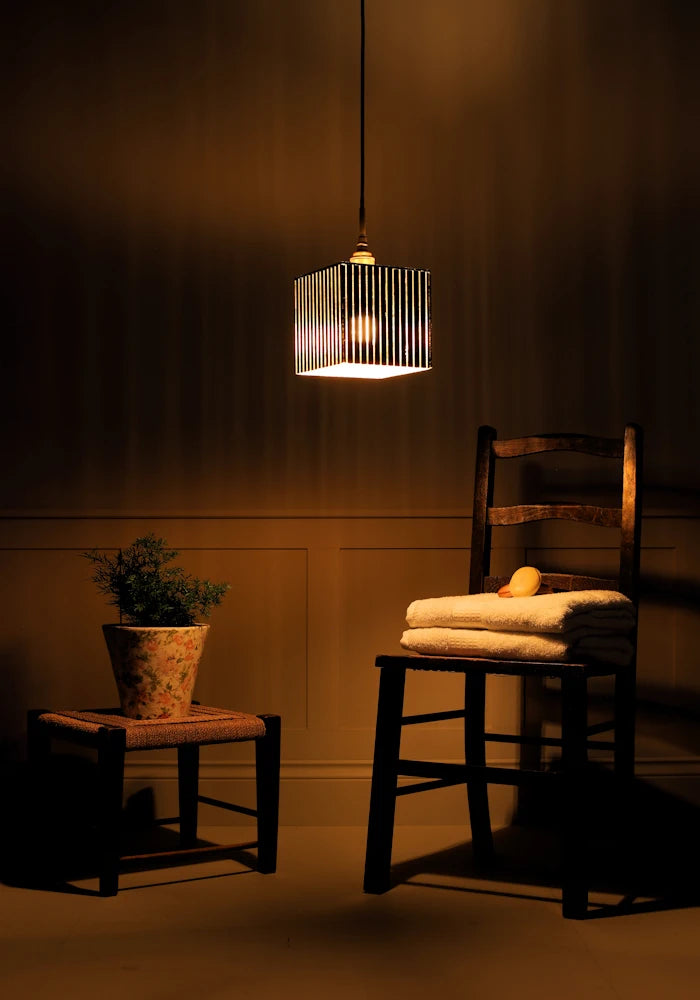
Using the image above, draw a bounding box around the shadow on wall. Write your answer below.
[638,571,700,743]
[636,686,700,760]
[0,642,32,763]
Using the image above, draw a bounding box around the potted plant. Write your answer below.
[83,534,230,720]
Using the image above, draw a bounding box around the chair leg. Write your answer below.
[560,671,589,919]
[255,714,281,874]
[97,727,126,897]
[612,667,637,854]
[514,676,546,825]
[364,665,406,894]
[178,744,199,849]
[613,668,636,785]
[464,672,494,866]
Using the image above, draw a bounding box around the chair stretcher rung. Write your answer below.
[485,732,563,747]
[486,733,616,751]
[197,794,258,818]
[401,709,467,725]
[397,759,555,786]
[398,759,466,779]
[587,720,615,735]
[120,840,258,863]
[396,776,467,796]
[486,731,616,748]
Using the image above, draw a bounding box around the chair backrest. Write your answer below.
[468,425,643,606]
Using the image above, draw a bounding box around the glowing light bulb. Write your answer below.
[349,313,377,347]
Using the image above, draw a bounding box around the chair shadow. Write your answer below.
[0,756,259,896]
[388,769,700,919]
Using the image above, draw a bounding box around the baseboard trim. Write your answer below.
[124,756,700,781]
[121,756,700,826]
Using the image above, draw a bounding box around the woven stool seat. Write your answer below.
[37,704,266,750]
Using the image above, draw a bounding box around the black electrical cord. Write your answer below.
[358,0,366,248]
[350,0,374,260]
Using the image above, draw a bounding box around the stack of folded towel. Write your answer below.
[400,590,636,665]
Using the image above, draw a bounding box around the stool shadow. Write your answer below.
[0,755,258,895]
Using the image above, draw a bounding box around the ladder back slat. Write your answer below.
[484,573,619,593]
[468,424,641,605]
[487,504,622,528]
[492,435,624,459]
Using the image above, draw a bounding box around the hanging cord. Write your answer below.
[351,0,375,263]
[359,0,366,243]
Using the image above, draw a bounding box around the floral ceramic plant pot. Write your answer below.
[102,624,209,720]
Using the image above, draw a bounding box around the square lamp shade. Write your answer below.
[294,261,431,379]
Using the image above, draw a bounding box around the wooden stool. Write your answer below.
[27,704,281,895]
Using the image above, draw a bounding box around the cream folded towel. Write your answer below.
[406,590,635,635]
[400,627,634,666]
[573,634,635,665]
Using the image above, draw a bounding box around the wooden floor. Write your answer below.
[1,824,699,1000]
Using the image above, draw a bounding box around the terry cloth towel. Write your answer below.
[406,590,635,635]
[400,628,634,666]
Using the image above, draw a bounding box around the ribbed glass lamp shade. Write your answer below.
[295,261,431,378]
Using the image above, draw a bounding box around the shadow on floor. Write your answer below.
[3,754,699,915]
[388,769,700,918]
[0,755,259,895]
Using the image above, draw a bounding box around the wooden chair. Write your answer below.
[363,424,643,918]
[27,704,281,895]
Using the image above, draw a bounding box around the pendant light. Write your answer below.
[294,0,432,379]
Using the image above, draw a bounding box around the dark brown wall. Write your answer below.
[4,0,699,515]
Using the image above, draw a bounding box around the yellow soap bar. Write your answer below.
[508,566,542,597]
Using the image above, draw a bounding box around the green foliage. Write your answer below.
[82,534,230,627]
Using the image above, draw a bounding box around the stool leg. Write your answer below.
[27,710,52,810]
[27,710,52,769]
[364,665,406,894]
[464,672,494,866]
[255,714,281,874]
[26,711,53,883]
[561,671,588,919]
[97,727,126,897]
[178,745,199,849]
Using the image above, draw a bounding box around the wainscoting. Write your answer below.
[1,513,698,824]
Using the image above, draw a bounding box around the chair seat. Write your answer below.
[376,652,626,679]
[36,704,266,750]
